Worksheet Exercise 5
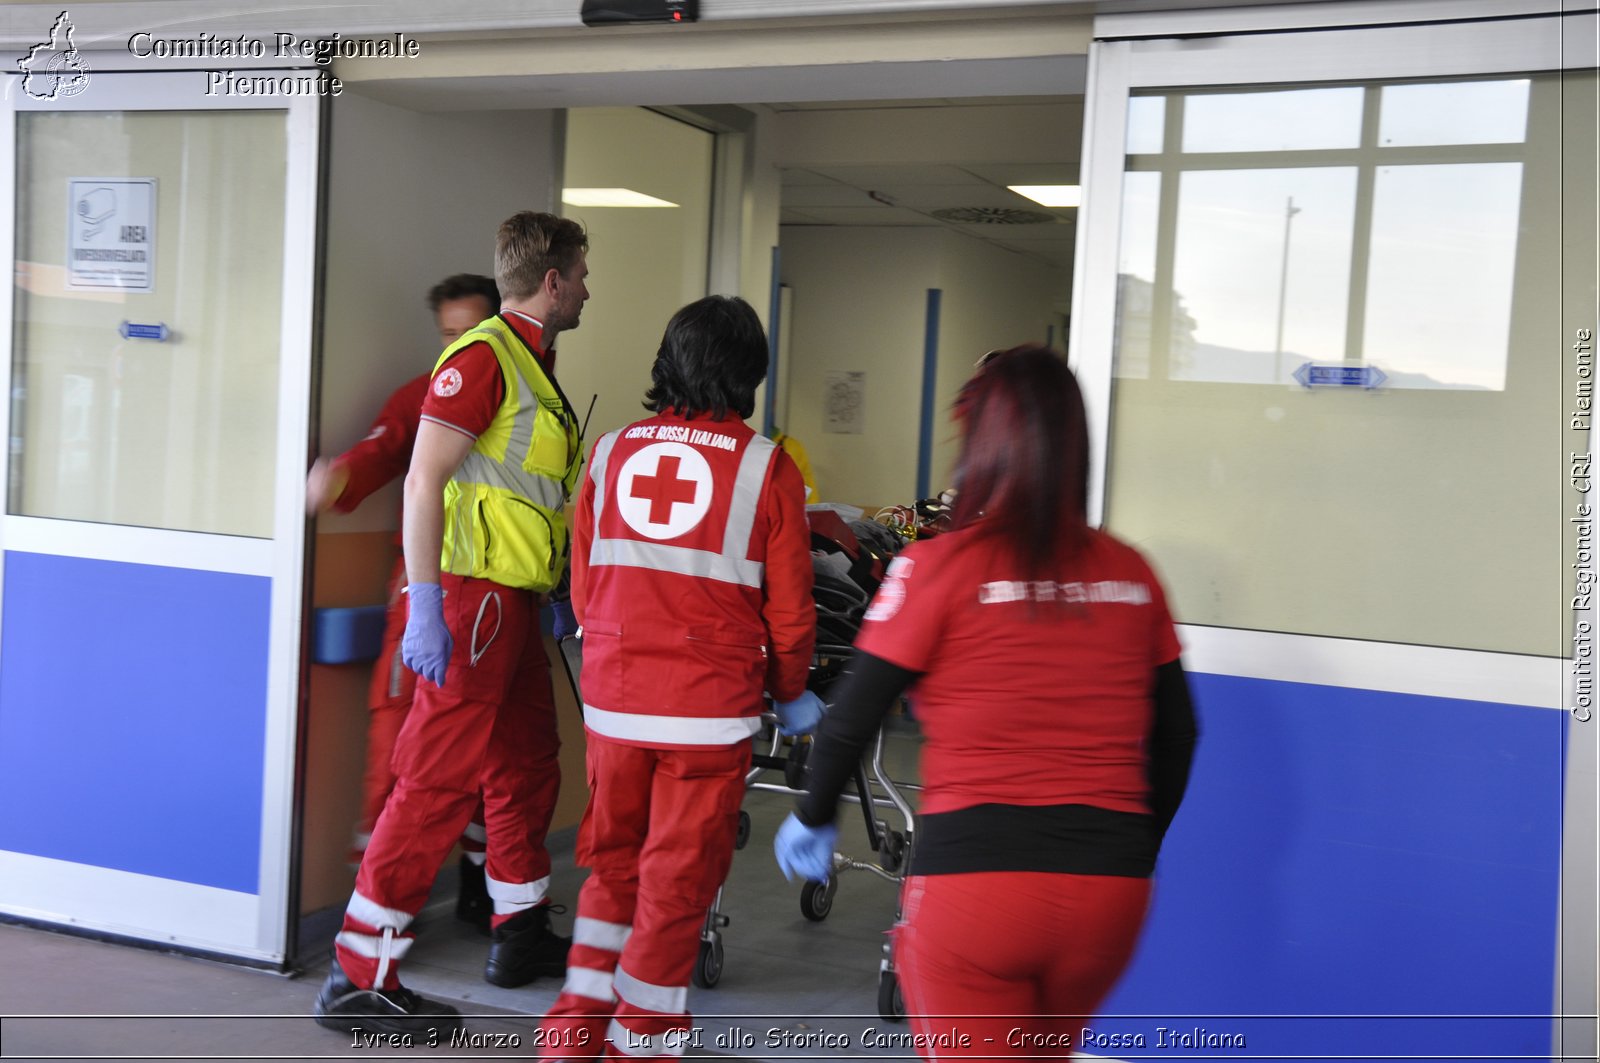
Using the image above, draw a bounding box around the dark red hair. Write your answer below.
[950,345,1089,576]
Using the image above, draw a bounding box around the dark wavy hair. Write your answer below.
[643,296,769,420]
[426,273,499,314]
[951,345,1089,576]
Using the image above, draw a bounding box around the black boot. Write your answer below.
[313,959,463,1037]
[483,904,570,987]
[455,855,492,934]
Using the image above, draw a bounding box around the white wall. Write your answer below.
[316,91,561,533]
[779,225,1062,509]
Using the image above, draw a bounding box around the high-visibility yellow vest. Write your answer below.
[436,315,582,592]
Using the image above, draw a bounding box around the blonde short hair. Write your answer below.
[495,211,589,300]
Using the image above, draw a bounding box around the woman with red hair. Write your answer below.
[776,345,1198,1056]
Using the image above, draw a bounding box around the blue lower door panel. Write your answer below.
[0,551,270,894]
[1096,672,1563,1061]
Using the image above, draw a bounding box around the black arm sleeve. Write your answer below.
[1148,658,1199,841]
[795,651,921,827]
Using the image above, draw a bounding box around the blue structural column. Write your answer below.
[916,288,942,501]
[763,245,782,437]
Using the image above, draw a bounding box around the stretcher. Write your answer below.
[691,639,921,1023]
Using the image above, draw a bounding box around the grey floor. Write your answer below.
[0,721,925,1062]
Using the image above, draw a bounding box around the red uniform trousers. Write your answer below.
[893,871,1151,1059]
[351,556,487,866]
[541,734,750,1059]
[336,573,562,990]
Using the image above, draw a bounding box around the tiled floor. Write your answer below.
[0,720,925,1062]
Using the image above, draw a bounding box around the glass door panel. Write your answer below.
[12,110,286,536]
[1105,75,1571,655]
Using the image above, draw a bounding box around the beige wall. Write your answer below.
[778,226,941,508]
[553,107,715,449]
[927,230,1067,493]
[744,107,784,426]
[314,91,562,535]
[778,225,1063,509]
[302,91,565,914]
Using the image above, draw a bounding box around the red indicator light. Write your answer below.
[673,10,681,18]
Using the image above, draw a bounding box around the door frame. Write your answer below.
[1070,6,1597,1055]
[0,67,320,965]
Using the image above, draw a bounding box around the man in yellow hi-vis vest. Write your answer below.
[317,213,589,1038]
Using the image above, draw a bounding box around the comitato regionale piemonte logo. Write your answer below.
[18,11,92,101]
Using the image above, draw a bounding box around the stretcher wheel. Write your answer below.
[879,829,906,873]
[877,967,904,1022]
[799,875,836,922]
[692,934,724,989]
[783,738,810,789]
[733,810,751,850]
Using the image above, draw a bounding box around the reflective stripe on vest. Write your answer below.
[587,429,776,588]
[443,320,572,510]
[456,448,567,512]
[436,316,578,590]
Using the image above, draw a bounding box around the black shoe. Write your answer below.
[455,855,492,934]
[313,962,463,1037]
[483,904,570,987]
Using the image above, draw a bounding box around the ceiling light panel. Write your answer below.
[1007,184,1081,208]
[561,188,679,208]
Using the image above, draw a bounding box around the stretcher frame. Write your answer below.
[693,642,921,1022]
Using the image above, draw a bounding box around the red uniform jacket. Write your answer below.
[331,371,432,531]
[328,371,430,711]
[571,413,816,748]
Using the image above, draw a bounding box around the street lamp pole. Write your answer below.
[1273,195,1301,384]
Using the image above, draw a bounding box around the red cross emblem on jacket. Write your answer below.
[616,443,714,541]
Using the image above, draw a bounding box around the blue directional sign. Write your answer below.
[1293,362,1386,389]
[119,320,169,341]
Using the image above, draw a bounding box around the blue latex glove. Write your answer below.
[773,690,825,736]
[774,813,837,883]
[551,600,578,642]
[401,582,452,687]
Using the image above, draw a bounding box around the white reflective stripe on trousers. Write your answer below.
[333,929,416,961]
[485,872,550,913]
[563,965,618,1003]
[583,704,763,746]
[345,889,414,931]
[574,915,633,952]
[614,965,689,1015]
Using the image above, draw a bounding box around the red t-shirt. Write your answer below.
[854,525,1181,818]
[419,312,548,439]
